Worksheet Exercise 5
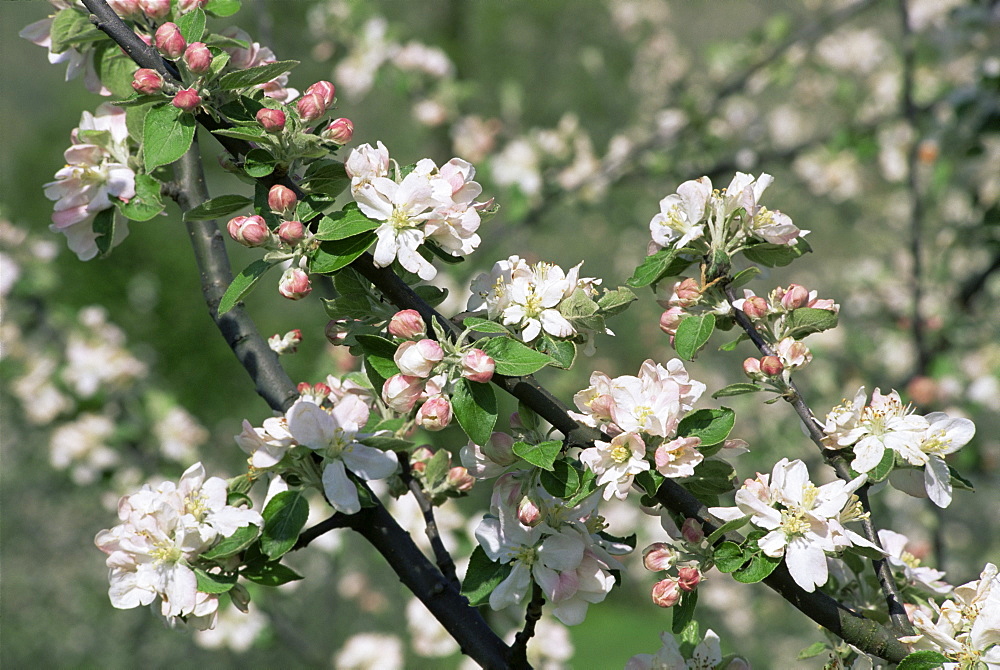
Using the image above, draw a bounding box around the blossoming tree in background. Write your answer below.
[4,0,999,668]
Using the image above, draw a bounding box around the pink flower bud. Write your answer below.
[312,382,331,397]
[154,23,186,60]
[382,374,424,413]
[742,357,761,378]
[394,339,444,378]
[296,381,312,394]
[322,118,354,144]
[131,68,164,95]
[107,0,141,19]
[296,91,326,123]
[324,319,350,345]
[139,0,170,19]
[677,566,702,592]
[416,396,452,431]
[517,496,542,527]
[278,267,311,300]
[680,518,705,544]
[183,42,212,74]
[461,348,496,383]
[410,446,434,470]
[642,542,676,571]
[277,220,305,246]
[651,578,681,608]
[227,215,270,247]
[447,466,475,492]
[256,108,286,133]
[759,355,784,377]
[672,277,701,306]
[306,81,336,108]
[172,88,202,112]
[775,337,811,368]
[480,432,518,466]
[388,310,426,340]
[589,394,615,421]
[177,0,208,12]
[659,306,685,336]
[742,295,769,319]
[267,184,297,216]
[781,283,810,310]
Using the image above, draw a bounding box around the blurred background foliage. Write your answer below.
[2,0,998,667]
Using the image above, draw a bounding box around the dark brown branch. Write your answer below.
[510,582,545,670]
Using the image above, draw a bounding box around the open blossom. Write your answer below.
[20,3,110,96]
[649,176,711,250]
[580,431,650,501]
[43,104,135,260]
[220,28,299,102]
[356,170,439,280]
[877,529,951,594]
[94,463,263,629]
[905,412,975,508]
[626,629,728,670]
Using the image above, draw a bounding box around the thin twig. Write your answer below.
[398,453,460,588]
[509,582,545,670]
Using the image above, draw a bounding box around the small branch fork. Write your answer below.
[81,0,911,663]
[397,453,460,589]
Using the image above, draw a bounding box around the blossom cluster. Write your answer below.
[822,387,976,508]
[570,359,707,500]
[900,562,1000,667]
[94,463,262,629]
[642,517,712,608]
[347,142,492,280]
[467,254,603,343]
[626,628,750,670]
[235,381,397,515]
[709,458,881,592]
[380,310,496,432]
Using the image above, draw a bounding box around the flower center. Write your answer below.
[921,429,949,454]
[150,538,182,565]
[389,207,415,231]
[184,491,208,521]
[779,507,811,537]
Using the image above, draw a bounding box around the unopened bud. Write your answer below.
[183,42,212,74]
[589,394,615,421]
[131,68,164,95]
[416,396,452,431]
[677,566,702,592]
[306,80,336,108]
[481,432,517,466]
[642,542,676,571]
[228,583,251,613]
[277,220,305,246]
[382,374,424,413]
[139,0,170,19]
[256,108,286,133]
[154,23,186,59]
[447,466,475,493]
[659,306,685,336]
[742,357,762,378]
[388,309,426,339]
[780,283,810,310]
[324,319,351,345]
[297,381,312,394]
[296,91,326,123]
[171,88,202,112]
[177,0,208,13]
[278,267,311,300]
[461,348,495,383]
[394,339,444,378]
[742,295,769,319]
[227,215,269,247]
[267,184,297,216]
[680,518,705,544]
[107,0,141,18]
[322,118,354,144]
[651,578,681,608]
[410,446,435,473]
[313,382,331,397]
[759,355,784,377]
[673,278,701,306]
[517,496,542,527]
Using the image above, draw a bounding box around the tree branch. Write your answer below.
[510,582,545,670]
[398,453,460,588]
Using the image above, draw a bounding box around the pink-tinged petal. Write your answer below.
[343,444,398,480]
[322,460,360,514]
[330,393,370,430]
[924,456,953,508]
[851,437,885,473]
[539,532,585,572]
[19,18,52,47]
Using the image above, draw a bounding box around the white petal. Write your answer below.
[785,540,827,592]
[322,460,360,514]
[924,456,953,508]
[343,444,398,481]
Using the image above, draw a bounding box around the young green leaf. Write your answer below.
[540,460,583,498]
[743,238,811,267]
[512,440,562,472]
[260,490,309,560]
[205,0,242,18]
[677,408,735,447]
[461,545,511,607]
[116,174,164,222]
[462,317,511,335]
[711,383,762,398]
[217,60,300,90]
[713,541,748,573]
[671,590,698,634]
[674,313,716,360]
[896,650,951,670]
[731,550,781,583]
[310,233,377,274]
[537,335,577,370]
[797,642,828,660]
[597,286,638,317]
[194,568,238,594]
[183,194,253,221]
[242,561,303,587]
[480,336,556,376]
[867,448,896,483]
[452,379,498,447]
[784,307,839,339]
[243,148,277,178]
[355,335,400,379]
[627,247,679,288]
[218,259,276,315]
[200,524,260,561]
[176,8,206,42]
[314,204,379,241]
[143,103,196,171]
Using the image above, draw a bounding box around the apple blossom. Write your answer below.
[649,177,711,250]
[642,542,676,571]
[446,466,475,493]
[775,337,812,369]
[653,436,703,478]
[579,431,650,501]
[278,267,311,300]
[139,0,171,19]
[676,566,701,592]
[345,141,391,194]
[296,91,327,122]
[256,108,286,133]
[416,396,452,431]
[460,348,495,383]
[183,43,212,74]
[381,373,424,413]
[393,339,443,377]
[760,355,784,377]
[267,329,303,355]
[877,529,951,594]
[277,220,305,246]
[155,23,186,60]
[323,118,354,144]
[388,309,426,339]
[305,80,336,108]
[220,28,299,102]
[234,417,294,469]
[172,89,202,113]
[131,68,164,95]
[650,578,681,607]
[227,215,270,247]
[626,629,729,670]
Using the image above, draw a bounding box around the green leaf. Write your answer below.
[50,8,102,54]
[480,336,555,376]
[452,379,498,446]
[217,60,300,90]
[212,127,270,142]
[423,450,450,486]
[896,650,950,670]
[671,589,698,634]
[711,383,762,398]
[784,307,838,339]
[797,642,828,660]
[200,524,260,561]
[728,266,761,290]
[176,8,206,43]
[705,515,750,545]
[95,44,137,99]
[634,469,666,498]
[244,148,276,178]
[260,490,309,560]
[301,160,350,198]
[462,317,511,335]
[205,0,242,17]
[92,208,117,257]
[597,287,638,317]
[537,335,576,370]
[743,238,811,268]
[116,174,164,222]
[242,561,303,587]
[314,204,379,241]
[732,550,781,583]
[949,466,975,492]
[677,408,735,447]
[540,460,582,498]
[355,335,400,380]
[143,103,196,171]
[683,459,736,500]
[218,259,276,315]
[358,435,413,452]
[674,313,716,360]
[310,233,377,274]
[184,194,253,221]
[719,334,747,352]
[627,247,679,288]
[461,545,511,607]
[512,440,562,472]
[194,568,238,594]
[867,448,896,483]
[713,541,747,573]
[559,288,599,318]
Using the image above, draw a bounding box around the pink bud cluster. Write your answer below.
[657,277,702,338]
[732,283,839,321]
[410,447,475,501]
[297,81,336,123]
[642,518,707,608]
